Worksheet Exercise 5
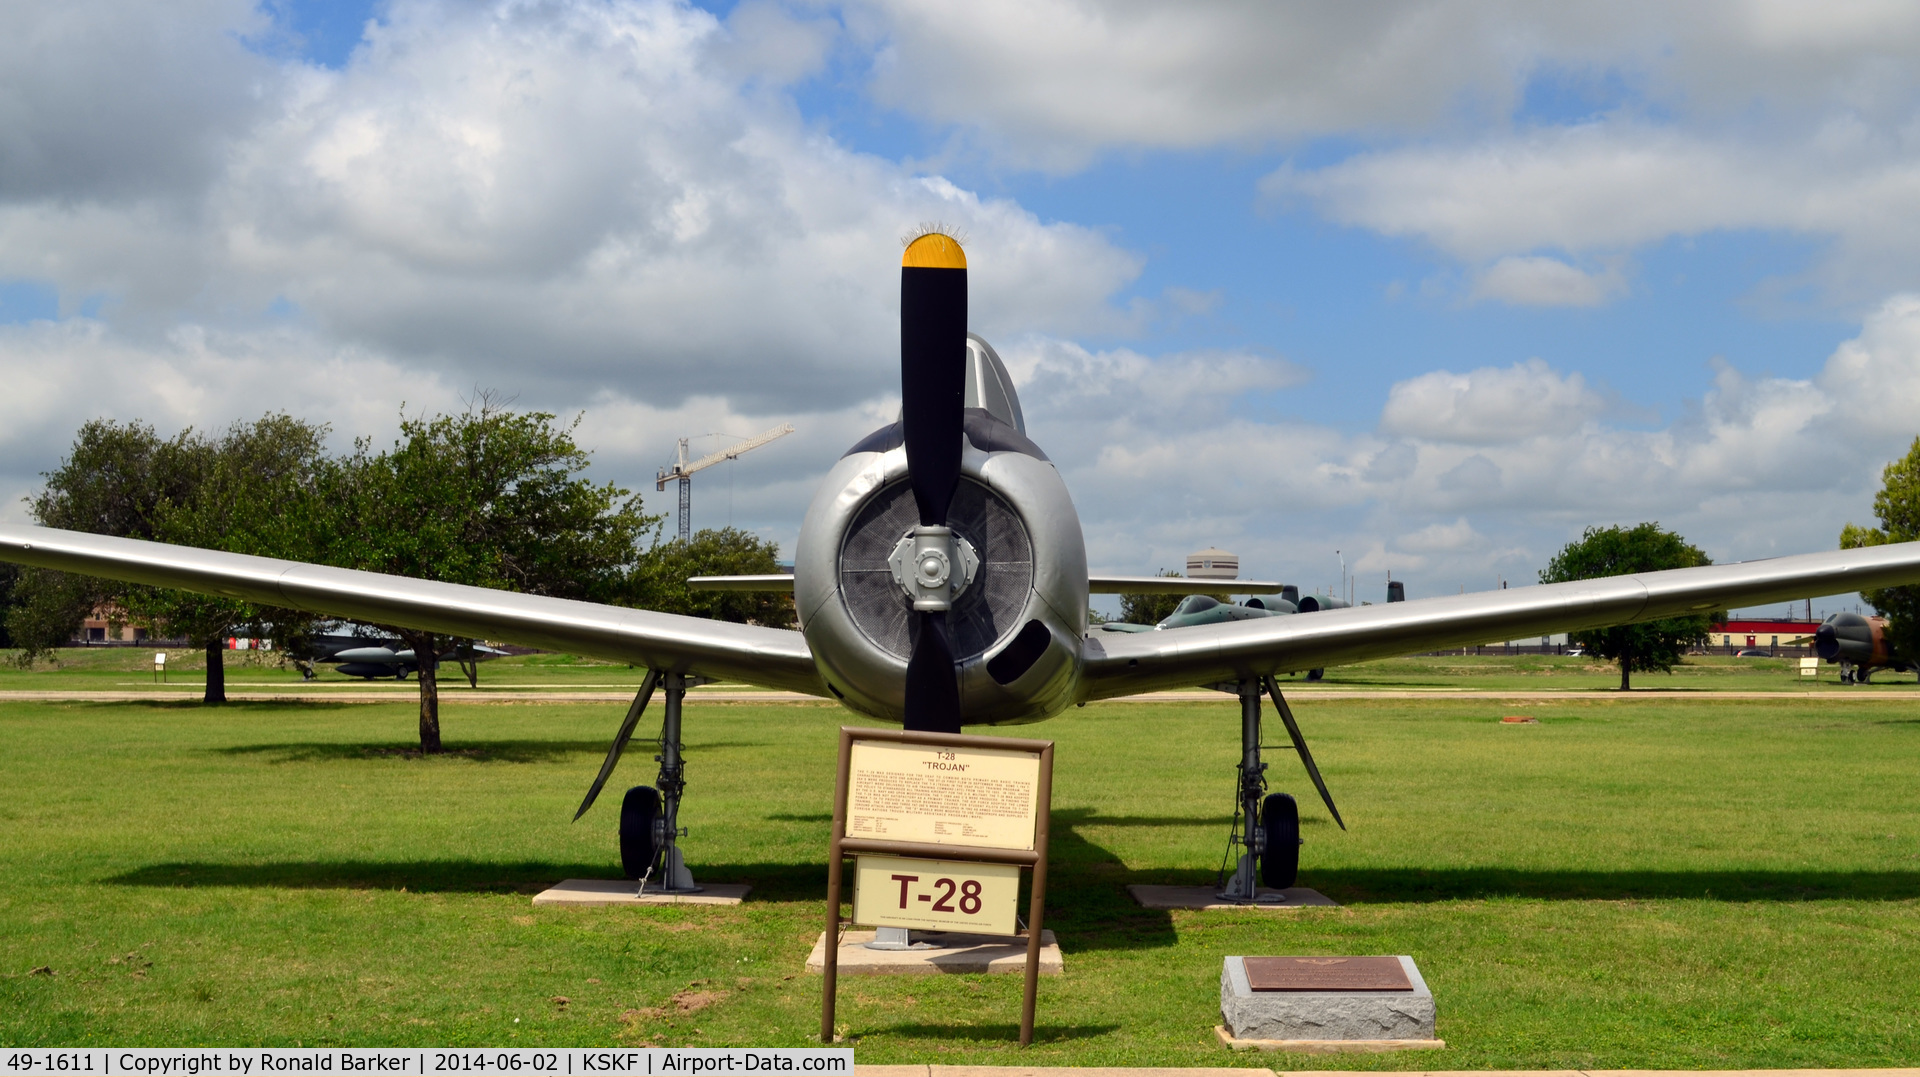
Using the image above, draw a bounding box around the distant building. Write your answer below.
[1187,547,1238,579]
[1710,618,1820,651]
[79,606,148,644]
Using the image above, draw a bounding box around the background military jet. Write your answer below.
[7,232,1920,900]
[1812,612,1915,683]
[291,628,511,683]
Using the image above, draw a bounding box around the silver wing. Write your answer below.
[1080,542,1920,700]
[0,524,827,695]
[1088,576,1285,595]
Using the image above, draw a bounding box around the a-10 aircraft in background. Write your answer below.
[6,232,1920,902]
[1812,612,1915,683]
[291,628,512,683]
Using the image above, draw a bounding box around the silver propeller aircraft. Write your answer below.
[7,232,1920,899]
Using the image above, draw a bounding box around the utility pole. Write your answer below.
[657,424,795,543]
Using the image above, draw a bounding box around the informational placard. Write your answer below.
[1244,955,1413,992]
[1801,657,1820,677]
[852,853,1021,935]
[846,739,1040,851]
[823,727,1054,1047]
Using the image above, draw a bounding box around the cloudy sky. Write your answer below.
[6,0,1920,617]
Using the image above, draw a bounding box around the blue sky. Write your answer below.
[4,0,1919,619]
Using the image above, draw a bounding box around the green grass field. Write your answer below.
[6,645,1916,693]
[3,689,1918,1064]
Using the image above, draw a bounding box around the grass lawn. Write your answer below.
[6,645,1917,694]
[2,692,1918,1065]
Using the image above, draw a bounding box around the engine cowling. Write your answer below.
[792,339,1088,726]
[1814,612,1883,664]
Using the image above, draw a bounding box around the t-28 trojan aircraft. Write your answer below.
[6,232,1920,901]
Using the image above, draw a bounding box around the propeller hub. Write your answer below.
[888,525,979,612]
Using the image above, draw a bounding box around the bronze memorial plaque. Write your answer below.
[1244,956,1413,992]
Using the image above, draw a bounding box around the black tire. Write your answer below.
[620,785,662,879]
[1260,792,1300,890]
[1305,668,1324,681]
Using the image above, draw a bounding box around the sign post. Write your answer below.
[821,726,1053,1046]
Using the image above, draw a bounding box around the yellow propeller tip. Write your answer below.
[902,232,966,269]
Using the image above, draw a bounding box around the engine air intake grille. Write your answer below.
[838,478,1033,661]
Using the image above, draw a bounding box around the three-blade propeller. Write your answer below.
[898,233,969,734]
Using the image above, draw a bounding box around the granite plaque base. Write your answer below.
[1213,1025,1444,1053]
[1220,955,1437,1046]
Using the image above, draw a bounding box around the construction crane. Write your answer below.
[656,424,795,543]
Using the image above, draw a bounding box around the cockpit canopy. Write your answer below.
[1166,594,1221,620]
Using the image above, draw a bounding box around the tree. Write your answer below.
[1841,435,1920,664]
[8,420,205,669]
[1540,523,1717,690]
[307,400,659,753]
[138,415,335,702]
[9,417,332,702]
[627,527,794,627]
[0,562,16,648]
[1118,570,1224,625]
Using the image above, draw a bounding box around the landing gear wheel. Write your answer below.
[620,785,662,880]
[1305,668,1324,682]
[1260,792,1300,890]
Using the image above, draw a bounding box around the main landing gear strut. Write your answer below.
[1216,676,1345,904]
[575,669,707,894]
[621,671,703,893]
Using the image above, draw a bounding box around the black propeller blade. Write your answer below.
[1262,675,1346,830]
[898,232,968,734]
[573,668,661,821]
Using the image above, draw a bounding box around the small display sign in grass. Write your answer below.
[821,726,1053,1046]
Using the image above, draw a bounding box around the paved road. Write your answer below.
[0,687,1912,704]
[860,1068,1920,1077]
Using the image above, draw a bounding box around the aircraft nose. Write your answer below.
[1813,624,1840,661]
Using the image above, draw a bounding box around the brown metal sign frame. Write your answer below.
[820,726,1054,1046]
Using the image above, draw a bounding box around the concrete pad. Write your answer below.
[1222,956,1434,1043]
[1215,1026,1444,1053]
[1130,885,1336,910]
[530,879,750,906]
[805,929,1061,975]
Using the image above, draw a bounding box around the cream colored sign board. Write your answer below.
[852,854,1021,935]
[846,740,1041,851]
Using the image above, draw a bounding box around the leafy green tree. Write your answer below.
[628,527,794,627]
[1119,569,1197,625]
[9,421,204,670]
[137,415,335,701]
[1540,523,1717,690]
[1841,435,1920,663]
[306,399,659,752]
[0,562,16,648]
[9,417,332,702]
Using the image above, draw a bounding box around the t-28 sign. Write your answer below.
[852,854,1021,935]
[822,726,1055,1046]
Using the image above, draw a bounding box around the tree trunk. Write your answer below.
[1618,640,1632,691]
[204,640,226,705]
[406,630,442,753]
